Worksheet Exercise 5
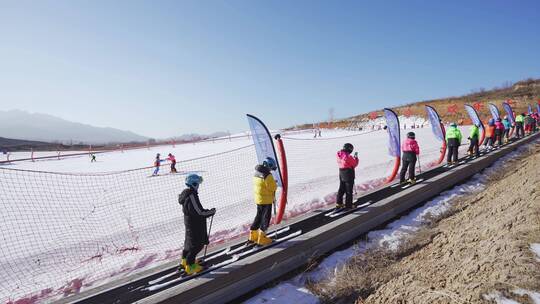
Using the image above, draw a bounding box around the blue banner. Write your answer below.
[537,103,540,114]
[425,105,444,141]
[464,104,484,131]
[502,102,515,124]
[384,108,401,158]
[246,114,283,187]
[488,103,500,120]
[528,104,533,114]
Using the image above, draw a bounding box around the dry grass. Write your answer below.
[308,141,540,303]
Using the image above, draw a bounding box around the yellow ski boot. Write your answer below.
[180,258,187,271]
[185,263,204,275]
[248,230,259,243]
[256,230,273,246]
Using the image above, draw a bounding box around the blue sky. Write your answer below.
[1,0,539,138]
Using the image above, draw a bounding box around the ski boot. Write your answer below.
[256,230,273,246]
[248,230,259,243]
[335,203,345,210]
[399,179,408,186]
[185,263,204,275]
[180,258,187,271]
[407,178,416,185]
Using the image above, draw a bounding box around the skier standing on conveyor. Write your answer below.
[248,157,278,246]
[483,119,495,150]
[445,123,462,165]
[502,116,511,143]
[179,174,215,275]
[515,113,525,138]
[467,124,480,158]
[399,132,420,185]
[494,118,504,146]
[336,143,359,210]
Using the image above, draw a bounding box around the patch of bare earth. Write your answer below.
[311,141,540,303]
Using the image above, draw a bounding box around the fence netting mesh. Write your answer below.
[0,128,444,303]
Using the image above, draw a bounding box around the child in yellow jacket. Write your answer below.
[249,157,278,246]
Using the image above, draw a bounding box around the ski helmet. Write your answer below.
[156,153,160,157]
[488,119,495,126]
[185,174,203,189]
[343,143,354,153]
[496,117,501,122]
[450,122,457,127]
[262,157,278,171]
[407,132,415,139]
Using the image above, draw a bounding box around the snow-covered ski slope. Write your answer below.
[0,118,465,303]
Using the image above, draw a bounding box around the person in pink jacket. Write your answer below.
[336,143,359,209]
[167,153,177,173]
[399,132,420,184]
[494,118,505,146]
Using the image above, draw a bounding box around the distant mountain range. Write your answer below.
[0,110,149,144]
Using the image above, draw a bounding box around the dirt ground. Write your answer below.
[364,141,540,303]
[312,140,540,304]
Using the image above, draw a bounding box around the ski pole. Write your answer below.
[417,155,422,174]
[203,214,214,259]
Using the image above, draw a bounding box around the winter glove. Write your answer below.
[208,208,216,216]
[354,152,358,158]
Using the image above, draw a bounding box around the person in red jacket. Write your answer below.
[400,132,420,184]
[336,143,359,209]
[167,153,177,173]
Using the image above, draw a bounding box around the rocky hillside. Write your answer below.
[297,78,540,129]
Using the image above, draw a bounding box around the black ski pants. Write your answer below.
[516,122,524,138]
[400,152,417,182]
[337,180,354,208]
[182,243,204,265]
[447,142,459,163]
[250,204,272,232]
[468,138,480,157]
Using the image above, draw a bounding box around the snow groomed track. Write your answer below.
[61,132,540,304]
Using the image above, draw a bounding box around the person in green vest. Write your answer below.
[515,113,525,138]
[467,124,480,158]
[445,122,462,165]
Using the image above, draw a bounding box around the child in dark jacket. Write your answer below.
[336,143,359,209]
[400,132,420,184]
[179,174,215,275]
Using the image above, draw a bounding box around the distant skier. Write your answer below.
[248,157,278,246]
[515,113,525,138]
[502,116,511,142]
[483,119,495,149]
[336,143,359,209]
[179,174,215,275]
[90,154,97,162]
[152,153,163,176]
[399,132,420,185]
[445,123,462,165]
[494,118,504,146]
[167,153,177,173]
[524,114,534,135]
[467,124,480,158]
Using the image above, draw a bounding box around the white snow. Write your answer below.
[531,244,540,262]
[245,139,538,304]
[484,289,540,304]
[0,118,463,303]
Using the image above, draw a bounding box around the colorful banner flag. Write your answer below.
[502,102,515,124]
[383,108,401,158]
[528,104,533,114]
[488,103,500,120]
[246,114,283,187]
[465,104,484,129]
[425,105,444,141]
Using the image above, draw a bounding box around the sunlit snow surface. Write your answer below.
[1,119,454,303]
